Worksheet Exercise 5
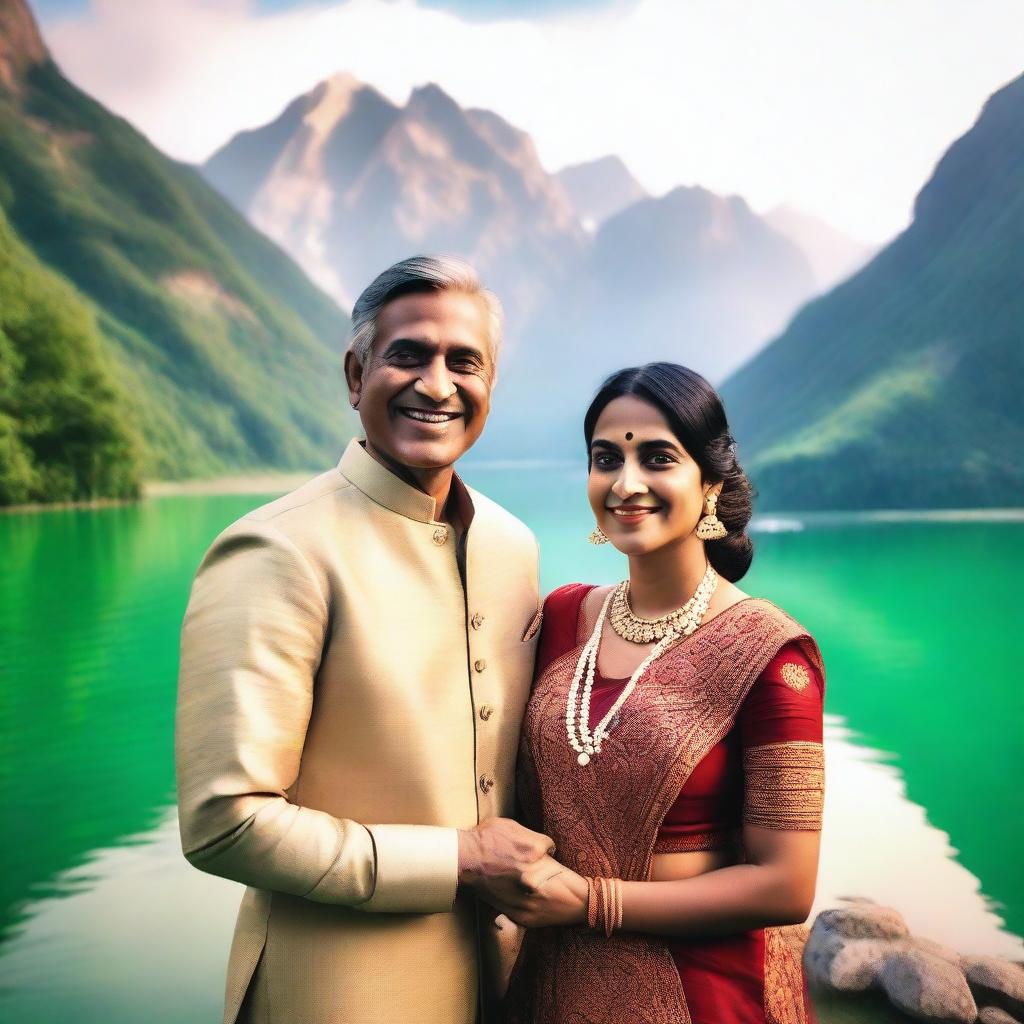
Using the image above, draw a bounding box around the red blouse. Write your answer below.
[536,583,825,852]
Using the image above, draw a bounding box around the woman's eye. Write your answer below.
[593,454,620,469]
[647,453,674,466]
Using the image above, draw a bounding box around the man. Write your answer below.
[176,256,552,1024]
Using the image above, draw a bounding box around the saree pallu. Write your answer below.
[501,595,823,1024]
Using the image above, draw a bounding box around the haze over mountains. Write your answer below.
[204,72,586,323]
[202,64,1023,506]
[202,72,839,381]
[721,71,1024,509]
[765,204,875,293]
[0,0,352,503]
[555,155,648,232]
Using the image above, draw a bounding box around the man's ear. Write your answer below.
[343,350,363,409]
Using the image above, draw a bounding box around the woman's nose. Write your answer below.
[611,463,648,500]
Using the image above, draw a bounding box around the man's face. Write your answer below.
[345,289,495,472]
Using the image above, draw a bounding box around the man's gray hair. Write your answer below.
[348,255,504,367]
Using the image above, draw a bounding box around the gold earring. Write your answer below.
[588,526,609,545]
[696,492,728,540]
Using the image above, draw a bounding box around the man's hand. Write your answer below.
[458,817,554,907]
[488,854,589,929]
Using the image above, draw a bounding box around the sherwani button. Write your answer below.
[471,612,484,630]
[474,659,487,673]
[479,774,495,794]
[479,704,494,721]
[432,527,448,545]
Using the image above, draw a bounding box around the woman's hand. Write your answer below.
[488,854,589,929]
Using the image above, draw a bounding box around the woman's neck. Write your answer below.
[626,536,709,618]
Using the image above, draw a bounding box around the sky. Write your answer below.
[30,0,1024,244]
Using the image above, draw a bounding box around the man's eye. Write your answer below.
[451,359,480,372]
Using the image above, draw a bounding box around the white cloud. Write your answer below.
[41,0,1024,243]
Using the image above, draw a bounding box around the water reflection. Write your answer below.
[0,718,1018,1024]
[0,497,258,941]
[815,716,1023,958]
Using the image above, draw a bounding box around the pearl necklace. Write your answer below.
[566,571,719,767]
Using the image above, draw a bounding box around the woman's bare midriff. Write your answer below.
[648,847,738,881]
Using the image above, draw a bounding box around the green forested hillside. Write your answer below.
[0,205,138,503]
[721,73,1024,510]
[0,1,352,503]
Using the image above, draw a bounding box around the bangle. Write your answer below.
[586,876,625,937]
[585,877,598,929]
[605,877,624,937]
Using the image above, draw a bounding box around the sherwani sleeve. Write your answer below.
[175,519,458,913]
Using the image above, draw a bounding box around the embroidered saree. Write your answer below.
[501,583,825,1024]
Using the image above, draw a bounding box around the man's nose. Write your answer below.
[611,461,648,501]
[414,358,456,402]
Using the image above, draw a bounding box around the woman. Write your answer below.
[496,363,825,1024]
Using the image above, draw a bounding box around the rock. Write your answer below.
[803,912,893,992]
[829,938,894,991]
[964,956,1024,1018]
[878,948,977,1023]
[908,935,964,971]
[803,918,846,990]
[977,1006,1021,1024]
[816,901,911,940]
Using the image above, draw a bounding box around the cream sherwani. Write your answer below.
[176,439,541,1023]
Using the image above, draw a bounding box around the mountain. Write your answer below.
[583,186,817,382]
[765,204,876,293]
[0,0,353,503]
[720,73,1024,510]
[0,0,44,88]
[555,155,648,232]
[204,74,586,323]
[480,184,818,458]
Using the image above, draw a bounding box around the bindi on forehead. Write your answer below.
[625,432,634,441]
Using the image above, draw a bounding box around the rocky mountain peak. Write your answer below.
[301,71,390,134]
[555,154,648,232]
[404,81,468,132]
[0,0,49,90]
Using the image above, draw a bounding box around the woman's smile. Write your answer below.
[608,504,663,522]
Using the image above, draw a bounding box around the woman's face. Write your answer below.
[587,395,718,557]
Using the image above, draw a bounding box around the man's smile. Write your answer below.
[397,406,463,424]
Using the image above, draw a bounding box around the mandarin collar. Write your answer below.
[337,438,474,527]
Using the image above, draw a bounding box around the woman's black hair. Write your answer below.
[583,362,755,582]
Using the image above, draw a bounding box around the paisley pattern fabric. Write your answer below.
[501,587,824,1024]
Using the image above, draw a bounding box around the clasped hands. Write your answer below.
[458,817,588,928]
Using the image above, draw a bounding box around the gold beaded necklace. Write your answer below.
[608,563,718,644]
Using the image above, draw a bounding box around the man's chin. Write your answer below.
[377,436,474,473]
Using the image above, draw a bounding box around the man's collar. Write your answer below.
[337,438,474,527]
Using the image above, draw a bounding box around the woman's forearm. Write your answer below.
[620,861,814,937]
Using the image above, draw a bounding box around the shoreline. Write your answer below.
[4,482,1022,523]
[2,468,1023,520]
[0,472,320,513]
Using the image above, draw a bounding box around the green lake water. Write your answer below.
[1,463,1022,1022]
